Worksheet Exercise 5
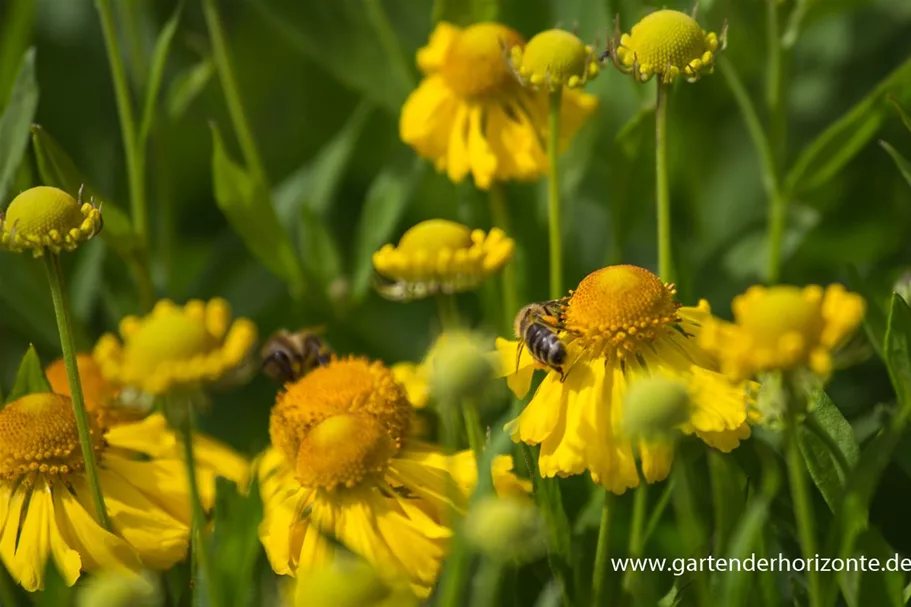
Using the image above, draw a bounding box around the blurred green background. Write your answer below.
[1,0,911,577]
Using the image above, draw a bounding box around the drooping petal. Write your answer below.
[446,103,472,184]
[495,338,538,399]
[399,76,458,170]
[466,105,498,189]
[416,22,461,74]
[52,478,140,576]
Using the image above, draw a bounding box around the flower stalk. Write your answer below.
[43,253,111,530]
[656,81,673,282]
[489,184,519,334]
[591,491,612,606]
[547,89,564,300]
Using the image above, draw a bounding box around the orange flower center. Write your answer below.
[563,265,680,356]
[0,393,105,480]
[270,358,411,490]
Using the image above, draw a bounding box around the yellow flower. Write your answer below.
[391,362,430,408]
[699,284,865,381]
[372,219,513,301]
[610,9,725,84]
[497,265,754,494]
[94,298,257,396]
[0,186,102,256]
[508,29,599,91]
[258,356,526,597]
[46,353,250,505]
[400,22,597,189]
[0,392,192,591]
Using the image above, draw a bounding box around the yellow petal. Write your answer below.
[104,413,177,457]
[400,76,457,165]
[52,477,140,575]
[416,22,461,74]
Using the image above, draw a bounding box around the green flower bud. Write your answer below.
[429,331,496,402]
[463,495,548,563]
[293,557,417,607]
[76,571,159,607]
[622,376,691,440]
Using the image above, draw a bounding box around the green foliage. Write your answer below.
[6,344,51,403]
[0,48,37,202]
[209,477,264,607]
[210,123,305,298]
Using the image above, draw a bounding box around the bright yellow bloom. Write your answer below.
[46,353,250,504]
[258,357,526,597]
[498,265,754,494]
[699,284,865,381]
[0,186,102,256]
[0,393,192,590]
[610,9,725,84]
[508,29,599,91]
[372,219,513,301]
[94,298,257,396]
[400,22,597,189]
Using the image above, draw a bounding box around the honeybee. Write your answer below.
[514,300,568,380]
[260,328,332,383]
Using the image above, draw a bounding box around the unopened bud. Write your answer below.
[464,495,547,563]
[76,570,159,607]
[429,331,496,402]
[622,376,690,440]
[293,557,416,607]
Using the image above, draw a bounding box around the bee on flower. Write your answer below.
[498,264,754,494]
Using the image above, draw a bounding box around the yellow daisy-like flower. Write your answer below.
[258,356,526,597]
[46,353,250,503]
[498,264,754,494]
[0,186,102,257]
[400,22,598,189]
[372,219,514,301]
[610,9,725,84]
[94,298,258,396]
[699,284,865,381]
[0,392,192,591]
[508,28,600,91]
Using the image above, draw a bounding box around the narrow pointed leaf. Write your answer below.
[0,48,38,201]
[879,140,911,188]
[7,344,52,403]
[139,3,182,147]
[210,123,305,298]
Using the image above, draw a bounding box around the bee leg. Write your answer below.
[515,342,525,375]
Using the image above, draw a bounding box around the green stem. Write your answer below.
[785,393,822,607]
[435,293,460,330]
[489,183,518,334]
[591,490,612,607]
[547,89,563,300]
[95,0,148,253]
[622,460,649,603]
[471,559,505,607]
[767,191,787,285]
[765,0,789,285]
[202,0,268,186]
[462,400,486,457]
[43,253,111,529]
[175,404,217,607]
[655,81,673,283]
[671,462,710,607]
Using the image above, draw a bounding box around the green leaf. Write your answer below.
[139,3,182,147]
[30,124,139,259]
[35,558,72,607]
[708,449,747,551]
[243,0,412,113]
[433,0,499,25]
[890,96,911,133]
[351,160,424,302]
[785,53,911,196]
[799,390,860,510]
[166,58,214,121]
[885,293,911,409]
[299,207,344,302]
[209,477,263,607]
[0,254,58,347]
[879,140,911,188]
[305,101,373,217]
[7,344,52,403]
[210,123,305,298]
[0,0,35,105]
[0,48,38,201]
